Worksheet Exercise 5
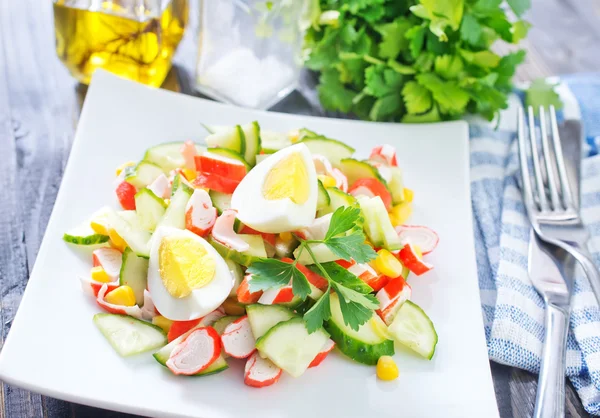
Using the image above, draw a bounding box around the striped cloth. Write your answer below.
[470,73,600,415]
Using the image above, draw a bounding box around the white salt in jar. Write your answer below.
[195,0,305,109]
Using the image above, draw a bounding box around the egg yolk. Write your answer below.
[158,236,216,298]
[262,153,309,204]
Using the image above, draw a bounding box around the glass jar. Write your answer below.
[53,0,188,87]
[195,0,305,109]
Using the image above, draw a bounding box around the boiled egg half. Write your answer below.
[231,143,318,233]
[148,226,233,320]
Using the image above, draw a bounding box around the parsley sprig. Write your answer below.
[247,206,378,332]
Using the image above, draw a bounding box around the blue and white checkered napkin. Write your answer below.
[469,73,600,415]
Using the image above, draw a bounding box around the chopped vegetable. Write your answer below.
[93,313,167,357]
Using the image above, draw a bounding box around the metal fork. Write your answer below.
[517,105,600,304]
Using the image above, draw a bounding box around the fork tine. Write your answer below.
[528,106,550,211]
[517,107,536,209]
[539,106,562,210]
[549,105,576,211]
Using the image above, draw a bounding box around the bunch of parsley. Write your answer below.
[303,0,531,122]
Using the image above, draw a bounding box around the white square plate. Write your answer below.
[0,70,498,418]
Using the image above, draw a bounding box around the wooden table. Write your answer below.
[1,0,599,417]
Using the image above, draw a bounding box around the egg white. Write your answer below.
[148,226,233,320]
[230,143,318,233]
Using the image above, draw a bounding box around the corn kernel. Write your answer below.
[108,228,127,252]
[288,129,300,143]
[115,161,136,177]
[222,297,246,316]
[182,168,197,181]
[389,202,412,227]
[377,355,399,381]
[374,249,404,278]
[403,188,414,203]
[105,285,136,306]
[317,175,336,188]
[279,231,294,242]
[90,220,109,236]
[91,266,112,283]
[152,315,173,333]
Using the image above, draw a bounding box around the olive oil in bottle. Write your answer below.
[53,0,188,87]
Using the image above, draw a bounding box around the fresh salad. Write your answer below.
[64,122,440,387]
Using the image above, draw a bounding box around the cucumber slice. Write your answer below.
[389,166,405,205]
[317,187,357,217]
[144,142,206,172]
[255,317,330,377]
[294,242,338,265]
[317,180,330,210]
[153,327,229,376]
[135,188,167,232]
[205,125,246,156]
[208,234,267,267]
[357,196,401,250]
[260,130,291,153]
[119,248,149,306]
[339,158,389,190]
[107,209,151,258]
[387,301,438,359]
[206,148,252,172]
[255,154,269,165]
[213,315,241,335]
[157,185,193,230]
[247,304,297,340]
[225,259,244,297]
[171,173,194,196]
[326,293,394,365]
[241,121,261,165]
[125,161,164,188]
[93,313,167,357]
[63,223,109,246]
[209,190,232,215]
[299,137,355,166]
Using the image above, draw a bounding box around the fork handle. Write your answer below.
[534,303,569,418]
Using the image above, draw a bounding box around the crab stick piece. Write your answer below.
[166,327,221,376]
[331,168,348,192]
[115,181,136,210]
[92,248,122,280]
[258,286,294,305]
[349,178,393,211]
[185,189,218,237]
[221,316,256,359]
[348,262,389,292]
[309,339,336,368]
[167,318,202,342]
[376,277,412,325]
[180,140,198,171]
[195,153,247,182]
[396,225,439,255]
[397,242,433,276]
[239,225,277,247]
[96,284,143,318]
[212,210,250,251]
[141,290,157,321]
[147,173,171,199]
[369,144,398,167]
[80,277,119,298]
[199,309,226,327]
[244,351,282,388]
[237,274,263,304]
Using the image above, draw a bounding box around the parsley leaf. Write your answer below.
[376,18,413,60]
[434,55,464,80]
[507,0,530,17]
[525,79,563,114]
[416,73,470,115]
[324,206,361,240]
[317,68,356,113]
[331,283,379,330]
[326,233,376,263]
[402,81,433,115]
[405,25,426,59]
[247,258,311,300]
[304,288,331,333]
[460,14,482,45]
